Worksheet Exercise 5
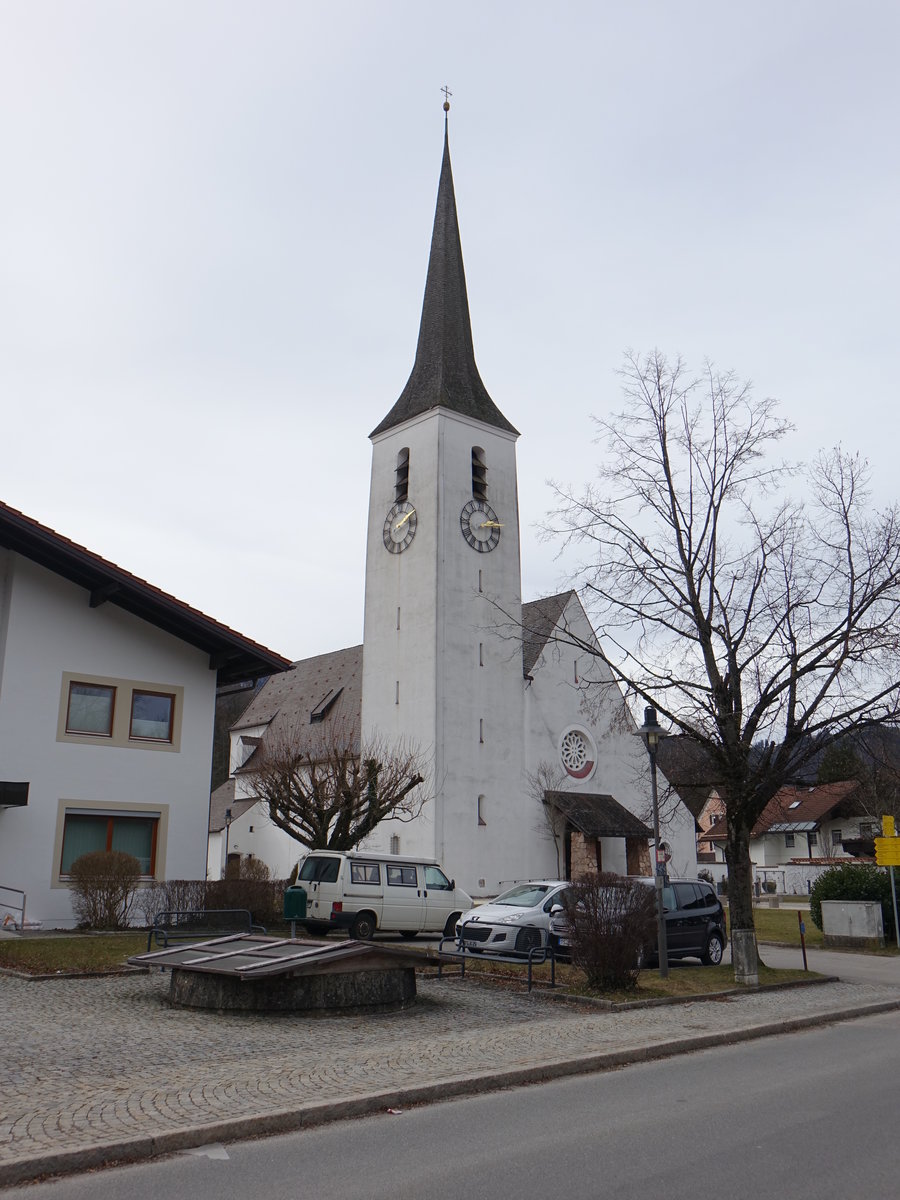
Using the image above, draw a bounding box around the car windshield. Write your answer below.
[493,884,553,907]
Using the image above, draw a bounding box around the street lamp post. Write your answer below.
[224,807,233,863]
[636,705,669,979]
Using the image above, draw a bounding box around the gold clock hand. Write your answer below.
[479,521,504,529]
[394,509,415,529]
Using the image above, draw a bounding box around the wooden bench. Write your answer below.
[146,909,266,951]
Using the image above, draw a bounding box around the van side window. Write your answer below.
[424,866,451,890]
[350,862,380,885]
[661,884,675,912]
[387,865,418,887]
[298,857,341,883]
[674,882,704,910]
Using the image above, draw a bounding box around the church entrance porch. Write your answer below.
[547,790,653,881]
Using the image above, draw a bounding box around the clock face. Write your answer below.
[383,501,417,554]
[460,499,501,552]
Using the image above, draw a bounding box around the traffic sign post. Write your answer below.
[876,817,900,949]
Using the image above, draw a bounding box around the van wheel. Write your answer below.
[350,912,376,941]
[702,931,725,965]
[399,930,418,939]
[444,913,462,938]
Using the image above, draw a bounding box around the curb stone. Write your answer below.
[3,995,899,1189]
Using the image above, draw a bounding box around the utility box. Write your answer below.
[283,886,308,921]
[821,899,884,949]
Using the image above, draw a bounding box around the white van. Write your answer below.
[295,850,472,940]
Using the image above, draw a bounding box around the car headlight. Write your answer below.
[493,913,526,925]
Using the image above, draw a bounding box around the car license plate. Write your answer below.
[463,939,480,949]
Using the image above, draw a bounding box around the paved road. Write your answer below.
[7,1008,900,1200]
[2,953,899,1188]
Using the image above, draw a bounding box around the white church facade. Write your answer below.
[213,117,697,896]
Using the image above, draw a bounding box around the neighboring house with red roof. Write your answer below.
[704,780,877,867]
[0,501,290,929]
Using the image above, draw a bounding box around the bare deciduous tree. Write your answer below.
[545,350,900,982]
[245,721,428,852]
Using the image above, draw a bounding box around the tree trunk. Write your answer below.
[724,818,759,986]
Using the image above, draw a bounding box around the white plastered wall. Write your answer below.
[0,555,217,927]
[523,595,698,881]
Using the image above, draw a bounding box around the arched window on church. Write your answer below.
[395,447,410,503]
[471,447,487,501]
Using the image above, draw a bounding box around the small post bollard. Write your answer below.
[798,909,808,971]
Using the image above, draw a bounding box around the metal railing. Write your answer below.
[0,886,26,930]
[436,920,557,992]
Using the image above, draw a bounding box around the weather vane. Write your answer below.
[441,84,452,112]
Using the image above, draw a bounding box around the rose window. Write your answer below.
[561,730,589,773]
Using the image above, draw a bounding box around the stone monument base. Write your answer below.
[169,964,417,1013]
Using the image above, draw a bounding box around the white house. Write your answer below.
[213,116,697,895]
[0,502,290,929]
[705,780,874,870]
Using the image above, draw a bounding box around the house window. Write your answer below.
[389,835,400,854]
[66,682,116,736]
[471,447,487,500]
[60,812,158,876]
[59,673,183,752]
[832,829,843,846]
[129,691,175,742]
[809,832,818,847]
[859,822,875,837]
[477,795,487,826]
[784,833,795,848]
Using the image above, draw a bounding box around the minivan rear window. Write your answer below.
[298,856,341,883]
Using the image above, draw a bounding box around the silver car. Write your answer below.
[455,880,570,955]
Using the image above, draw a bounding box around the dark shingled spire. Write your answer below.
[371,118,518,439]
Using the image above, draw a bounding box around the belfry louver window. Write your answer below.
[395,448,410,503]
[471,447,487,501]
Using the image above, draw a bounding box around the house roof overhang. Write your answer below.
[0,501,291,686]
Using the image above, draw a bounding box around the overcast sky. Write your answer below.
[2,2,897,662]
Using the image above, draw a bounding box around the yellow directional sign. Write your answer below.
[875,837,900,866]
[882,815,896,838]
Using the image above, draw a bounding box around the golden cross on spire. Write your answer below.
[441,84,452,112]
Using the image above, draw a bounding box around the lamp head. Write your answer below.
[636,705,667,750]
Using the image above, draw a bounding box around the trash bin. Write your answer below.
[283,885,307,921]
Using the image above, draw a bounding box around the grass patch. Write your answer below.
[734,906,899,955]
[747,906,824,947]
[448,954,817,1002]
[0,933,148,975]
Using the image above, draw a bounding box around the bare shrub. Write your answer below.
[206,859,287,925]
[137,878,207,927]
[566,872,657,992]
[69,851,142,930]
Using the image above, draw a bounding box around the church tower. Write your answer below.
[360,110,526,893]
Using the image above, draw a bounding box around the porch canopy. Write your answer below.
[544,790,652,840]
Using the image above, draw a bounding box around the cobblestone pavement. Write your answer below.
[2,969,899,1185]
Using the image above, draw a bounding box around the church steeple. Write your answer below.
[371,113,518,438]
